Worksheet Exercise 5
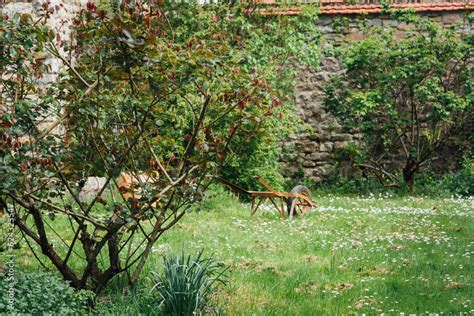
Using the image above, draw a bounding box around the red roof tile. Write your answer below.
[255,1,474,15]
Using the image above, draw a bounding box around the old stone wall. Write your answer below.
[2,2,472,182]
[280,10,473,183]
[1,0,87,135]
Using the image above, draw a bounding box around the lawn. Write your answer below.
[9,191,474,315]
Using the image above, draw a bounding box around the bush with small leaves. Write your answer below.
[0,1,318,292]
[325,12,473,188]
[0,271,94,314]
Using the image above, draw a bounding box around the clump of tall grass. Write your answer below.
[150,249,227,316]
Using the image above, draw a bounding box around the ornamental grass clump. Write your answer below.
[151,249,227,316]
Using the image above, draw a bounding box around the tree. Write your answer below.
[325,14,473,188]
[0,1,318,292]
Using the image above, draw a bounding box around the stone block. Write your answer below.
[317,16,334,26]
[442,13,462,25]
[302,161,317,168]
[334,141,350,150]
[331,133,353,141]
[301,143,317,153]
[79,177,108,202]
[393,30,406,40]
[365,19,382,27]
[383,19,399,28]
[314,72,330,82]
[314,166,333,176]
[347,30,364,41]
[307,176,322,183]
[308,133,321,141]
[319,57,340,73]
[323,33,344,42]
[397,22,407,30]
[316,161,331,166]
[320,26,334,34]
[303,168,315,177]
[307,152,331,161]
[320,142,333,152]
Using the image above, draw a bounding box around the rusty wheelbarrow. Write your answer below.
[219,176,317,219]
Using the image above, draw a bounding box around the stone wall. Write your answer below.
[280,10,473,183]
[2,2,472,182]
[1,0,87,135]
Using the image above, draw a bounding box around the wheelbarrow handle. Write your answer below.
[218,177,251,195]
[253,176,279,195]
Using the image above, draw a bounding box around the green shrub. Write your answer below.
[150,249,227,316]
[221,134,287,193]
[325,12,473,188]
[314,173,406,196]
[1,2,319,291]
[424,157,474,196]
[313,157,474,197]
[0,270,94,314]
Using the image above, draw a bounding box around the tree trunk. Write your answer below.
[403,156,418,189]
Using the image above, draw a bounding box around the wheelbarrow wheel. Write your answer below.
[287,185,313,218]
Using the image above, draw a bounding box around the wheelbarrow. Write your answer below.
[219,176,316,219]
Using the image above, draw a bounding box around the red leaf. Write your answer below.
[42,1,50,10]
[86,2,96,13]
[98,10,106,20]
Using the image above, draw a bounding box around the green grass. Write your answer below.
[7,192,474,315]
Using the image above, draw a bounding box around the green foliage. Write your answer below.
[325,12,473,187]
[0,271,94,314]
[333,143,364,165]
[317,156,474,197]
[214,3,320,191]
[150,249,227,316]
[94,283,161,315]
[0,1,319,291]
[421,157,474,197]
[315,171,405,196]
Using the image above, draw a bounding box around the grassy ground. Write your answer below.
[8,191,474,315]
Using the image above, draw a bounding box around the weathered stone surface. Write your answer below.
[281,10,472,183]
[307,152,331,161]
[307,176,322,183]
[314,166,333,176]
[383,19,399,27]
[347,30,364,41]
[442,13,463,24]
[79,177,108,202]
[320,26,334,34]
[320,142,333,152]
[302,161,317,168]
[2,0,88,137]
[366,18,382,27]
[331,133,353,142]
[334,141,350,150]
